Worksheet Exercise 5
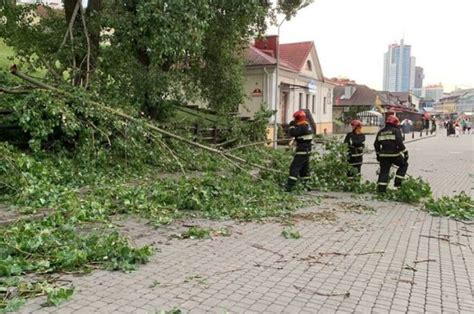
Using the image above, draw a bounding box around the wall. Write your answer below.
[276,70,333,134]
[239,67,275,118]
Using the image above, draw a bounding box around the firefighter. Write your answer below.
[344,119,365,177]
[374,115,409,193]
[285,110,313,192]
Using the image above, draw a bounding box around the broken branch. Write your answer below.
[413,258,436,264]
[9,65,281,174]
[251,243,284,259]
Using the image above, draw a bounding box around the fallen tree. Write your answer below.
[9,65,281,174]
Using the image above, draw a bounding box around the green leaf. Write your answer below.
[46,287,74,307]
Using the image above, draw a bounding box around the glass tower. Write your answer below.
[383,39,413,92]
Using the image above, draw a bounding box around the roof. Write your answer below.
[334,85,377,106]
[391,92,410,103]
[245,39,320,75]
[279,41,313,71]
[245,46,296,72]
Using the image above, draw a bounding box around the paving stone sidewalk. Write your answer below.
[361,132,473,197]
[18,133,474,314]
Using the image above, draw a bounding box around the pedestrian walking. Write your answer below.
[466,119,472,134]
[374,115,409,193]
[430,118,437,134]
[461,119,467,134]
[447,120,455,136]
[285,110,313,192]
[344,119,365,178]
[455,121,461,137]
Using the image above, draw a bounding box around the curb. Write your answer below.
[404,134,437,144]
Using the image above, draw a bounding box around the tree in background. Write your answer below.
[0,0,312,148]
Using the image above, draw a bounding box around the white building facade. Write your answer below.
[243,36,334,134]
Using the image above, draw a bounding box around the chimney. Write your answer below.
[344,85,356,99]
[254,35,279,58]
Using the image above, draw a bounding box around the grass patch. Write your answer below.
[0,39,15,71]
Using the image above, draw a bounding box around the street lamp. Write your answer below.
[272,18,285,149]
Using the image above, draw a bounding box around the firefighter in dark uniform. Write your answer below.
[285,110,313,192]
[374,115,409,193]
[344,119,365,177]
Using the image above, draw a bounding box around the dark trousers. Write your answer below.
[347,156,362,177]
[377,156,409,192]
[286,153,310,190]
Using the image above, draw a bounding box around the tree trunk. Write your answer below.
[63,0,102,87]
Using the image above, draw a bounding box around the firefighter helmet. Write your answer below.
[386,115,400,126]
[293,110,306,121]
[350,119,362,129]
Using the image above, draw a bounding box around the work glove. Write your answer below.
[403,151,409,161]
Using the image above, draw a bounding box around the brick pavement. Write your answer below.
[361,132,473,197]
[17,134,474,313]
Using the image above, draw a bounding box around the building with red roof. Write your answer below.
[242,36,334,135]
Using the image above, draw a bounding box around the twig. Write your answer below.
[392,277,415,285]
[298,255,333,266]
[251,244,284,259]
[254,262,283,270]
[213,268,246,276]
[404,264,417,272]
[413,258,436,264]
[0,86,36,94]
[226,140,272,152]
[3,241,33,258]
[354,251,385,256]
[43,60,63,82]
[219,152,259,180]
[215,138,238,148]
[293,285,350,298]
[420,235,466,246]
[86,120,111,147]
[318,252,349,257]
[151,134,186,175]
[60,0,81,50]
[79,3,91,88]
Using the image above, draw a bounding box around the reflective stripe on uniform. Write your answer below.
[295,151,311,155]
[377,134,396,141]
[297,134,313,140]
[379,153,402,157]
[377,182,388,185]
[401,149,407,153]
[288,176,298,181]
[289,126,295,129]
[395,175,405,179]
[350,153,364,157]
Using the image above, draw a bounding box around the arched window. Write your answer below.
[306,60,313,71]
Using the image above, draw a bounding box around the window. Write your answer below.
[312,95,316,113]
[306,94,310,109]
[306,60,312,71]
[323,97,327,114]
[299,93,303,109]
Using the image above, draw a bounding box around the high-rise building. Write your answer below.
[383,39,414,92]
[414,66,424,88]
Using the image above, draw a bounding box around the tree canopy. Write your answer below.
[0,0,312,150]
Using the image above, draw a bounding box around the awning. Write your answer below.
[356,110,383,117]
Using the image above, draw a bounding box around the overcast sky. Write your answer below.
[268,0,473,92]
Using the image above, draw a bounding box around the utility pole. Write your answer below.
[272,18,285,149]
